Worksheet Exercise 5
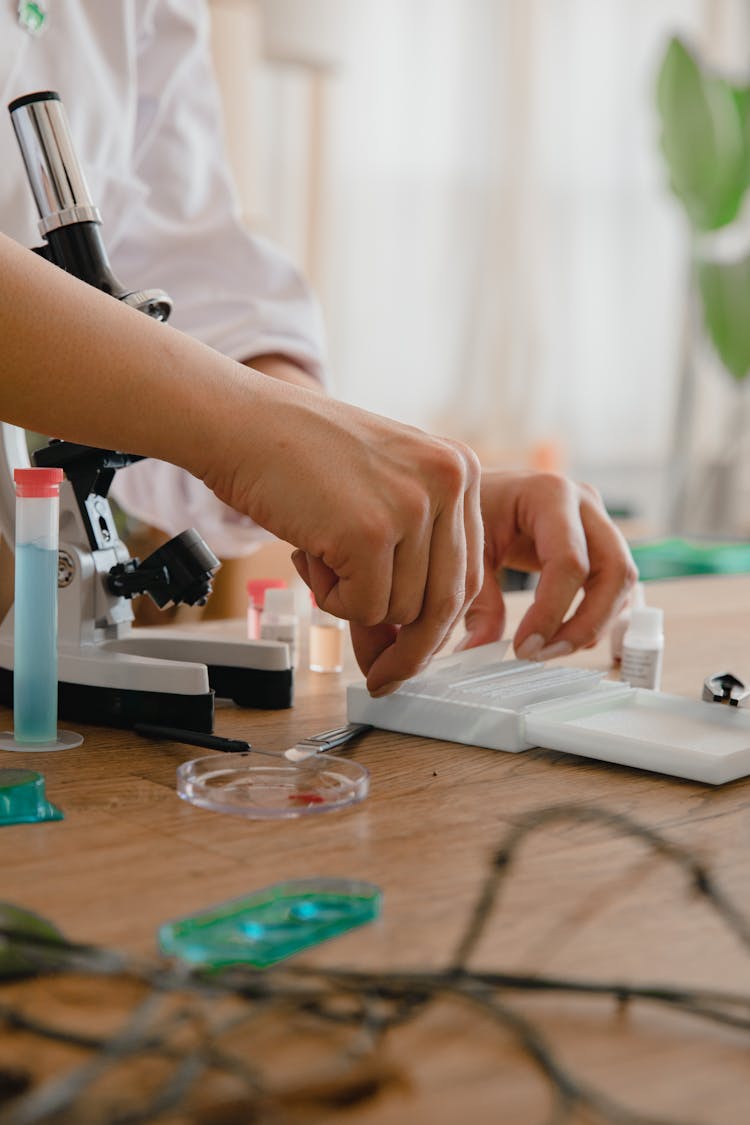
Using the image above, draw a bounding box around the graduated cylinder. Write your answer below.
[13,467,63,742]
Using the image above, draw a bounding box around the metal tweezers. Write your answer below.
[135,720,372,759]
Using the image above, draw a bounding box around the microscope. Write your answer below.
[0,91,294,733]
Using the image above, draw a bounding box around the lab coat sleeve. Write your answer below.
[108,0,327,557]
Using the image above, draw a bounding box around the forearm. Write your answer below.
[244,354,322,393]
[0,233,268,482]
[0,233,487,695]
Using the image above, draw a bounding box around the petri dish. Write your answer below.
[176,752,369,819]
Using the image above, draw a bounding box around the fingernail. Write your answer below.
[370,680,404,698]
[516,633,545,661]
[537,641,573,661]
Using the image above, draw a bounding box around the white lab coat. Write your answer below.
[1,0,326,556]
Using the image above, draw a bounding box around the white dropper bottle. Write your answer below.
[260,587,299,666]
[621,605,664,691]
[610,581,645,664]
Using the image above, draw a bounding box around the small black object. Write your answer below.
[134,723,251,754]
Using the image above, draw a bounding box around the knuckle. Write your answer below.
[434,587,466,621]
[461,443,482,486]
[578,479,604,506]
[386,598,422,626]
[308,535,332,562]
[534,471,569,499]
[427,444,468,497]
[602,551,639,594]
[559,548,589,584]
[466,570,483,605]
[401,485,431,529]
[356,604,388,628]
[623,557,640,589]
[358,512,394,552]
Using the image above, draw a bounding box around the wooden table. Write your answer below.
[2,574,750,1124]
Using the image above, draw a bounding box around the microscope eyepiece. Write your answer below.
[8,90,172,320]
[9,90,101,235]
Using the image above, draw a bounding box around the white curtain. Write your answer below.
[218,0,750,526]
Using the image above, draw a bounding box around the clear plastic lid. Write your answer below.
[176,752,369,819]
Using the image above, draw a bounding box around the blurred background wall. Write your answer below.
[209,0,750,538]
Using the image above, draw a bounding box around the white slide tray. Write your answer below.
[346,642,750,785]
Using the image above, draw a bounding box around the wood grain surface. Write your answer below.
[2,575,750,1124]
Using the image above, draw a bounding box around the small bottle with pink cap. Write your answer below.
[246,578,286,641]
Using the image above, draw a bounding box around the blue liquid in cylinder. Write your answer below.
[14,543,58,742]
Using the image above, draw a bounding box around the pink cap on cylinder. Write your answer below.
[246,578,286,609]
[13,467,64,498]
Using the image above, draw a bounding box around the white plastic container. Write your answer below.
[621,606,664,691]
[260,587,299,665]
[346,643,750,785]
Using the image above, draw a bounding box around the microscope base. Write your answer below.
[0,665,215,733]
[0,629,293,734]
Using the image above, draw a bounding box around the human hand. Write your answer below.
[458,470,637,659]
[202,378,483,695]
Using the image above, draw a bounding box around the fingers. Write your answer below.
[365,447,483,695]
[304,553,343,608]
[513,493,591,658]
[364,503,466,694]
[291,549,309,586]
[295,528,430,630]
[290,438,483,694]
[457,561,506,651]
[511,480,637,658]
[543,490,636,650]
[319,525,396,626]
[292,555,404,680]
[349,621,399,678]
[215,384,487,688]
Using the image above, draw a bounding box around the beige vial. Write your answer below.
[309,598,345,673]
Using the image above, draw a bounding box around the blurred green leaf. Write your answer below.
[657,37,750,231]
[0,902,66,979]
[696,254,750,379]
[730,83,750,183]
